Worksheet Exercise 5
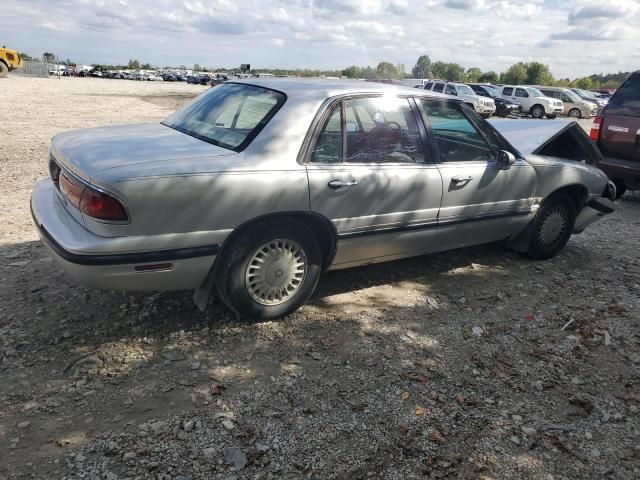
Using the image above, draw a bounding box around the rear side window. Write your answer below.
[344,97,424,163]
[433,83,445,93]
[424,82,433,90]
[421,100,494,162]
[311,106,342,163]
[163,83,285,151]
[502,87,513,96]
[607,73,640,117]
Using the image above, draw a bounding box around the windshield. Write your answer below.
[457,85,474,95]
[565,90,582,102]
[526,87,545,98]
[163,83,285,151]
[484,86,501,98]
[576,88,597,99]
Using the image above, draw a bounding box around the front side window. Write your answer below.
[163,83,285,151]
[445,84,457,96]
[421,100,493,163]
[424,82,434,90]
[344,97,424,163]
[502,87,513,96]
[515,88,529,98]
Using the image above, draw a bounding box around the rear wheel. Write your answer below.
[0,62,8,78]
[524,194,576,260]
[568,108,582,119]
[612,178,627,199]
[216,219,322,320]
[530,104,545,119]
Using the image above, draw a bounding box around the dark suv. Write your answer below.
[468,83,521,117]
[591,71,640,198]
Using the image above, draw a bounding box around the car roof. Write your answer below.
[230,77,450,101]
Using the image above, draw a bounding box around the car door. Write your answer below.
[445,84,458,97]
[417,99,536,246]
[304,95,443,267]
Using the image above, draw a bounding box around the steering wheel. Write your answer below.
[385,121,401,131]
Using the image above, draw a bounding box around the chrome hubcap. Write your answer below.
[570,110,580,118]
[245,239,307,306]
[538,207,567,247]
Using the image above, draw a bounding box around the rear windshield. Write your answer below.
[607,73,640,117]
[163,83,286,151]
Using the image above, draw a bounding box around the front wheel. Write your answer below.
[524,194,576,260]
[0,62,8,78]
[568,108,582,119]
[530,104,545,119]
[216,219,322,320]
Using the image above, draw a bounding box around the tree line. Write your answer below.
[18,51,629,89]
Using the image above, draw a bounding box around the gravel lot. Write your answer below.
[1,77,639,480]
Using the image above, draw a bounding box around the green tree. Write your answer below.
[430,61,447,80]
[526,62,554,85]
[411,55,432,79]
[342,65,362,78]
[128,59,140,69]
[194,63,201,71]
[572,77,593,89]
[140,63,153,70]
[444,63,465,81]
[502,62,528,84]
[19,52,33,61]
[376,61,400,79]
[465,67,482,82]
[478,71,499,83]
[396,63,406,79]
[42,52,55,63]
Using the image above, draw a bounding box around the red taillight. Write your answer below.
[590,115,602,141]
[59,172,84,208]
[80,187,128,222]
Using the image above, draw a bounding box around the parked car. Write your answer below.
[423,81,496,117]
[535,86,597,119]
[499,85,564,119]
[161,73,177,82]
[571,88,608,109]
[467,83,521,117]
[590,71,640,198]
[31,80,615,320]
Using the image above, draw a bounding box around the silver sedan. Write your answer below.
[31,79,616,319]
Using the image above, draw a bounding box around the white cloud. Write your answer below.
[0,0,638,77]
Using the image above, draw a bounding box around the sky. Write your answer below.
[2,0,639,78]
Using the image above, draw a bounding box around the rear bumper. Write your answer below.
[596,156,640,182]
[31,179,217,291]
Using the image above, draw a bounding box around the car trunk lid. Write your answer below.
[50,123,235,182]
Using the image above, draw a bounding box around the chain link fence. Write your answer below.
[13,60,53,77]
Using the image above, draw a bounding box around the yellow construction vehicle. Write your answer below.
[0,46,23,77]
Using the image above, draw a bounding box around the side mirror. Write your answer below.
[497,150,516,170]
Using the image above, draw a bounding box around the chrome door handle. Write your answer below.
[328,179,358,189]
[451,176,473,184]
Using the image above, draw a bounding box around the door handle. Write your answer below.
[328,179,358,189]
[451,176,473,184]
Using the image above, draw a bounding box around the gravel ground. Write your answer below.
[0,77,639,480]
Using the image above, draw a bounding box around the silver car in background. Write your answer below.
[31,79,615,320]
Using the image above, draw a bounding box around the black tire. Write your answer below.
[546,114,557,119]
[216,219,322,320]
[0,62,8,78]
[612,178,627,199]
[524,193,576,260]
[568,108,582,119]
[530,104,545,119]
